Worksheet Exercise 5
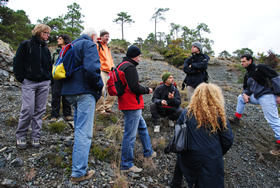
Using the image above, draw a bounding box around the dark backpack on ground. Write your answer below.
[52,43,83,80]
[107,62,130,96]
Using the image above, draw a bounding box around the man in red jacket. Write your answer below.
[118,45,156,173]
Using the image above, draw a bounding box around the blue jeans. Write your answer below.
[66,94,96,177]
[121,109,153,170]
[236,94,280,140]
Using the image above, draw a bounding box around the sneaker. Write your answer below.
[105,109,116,114]
[64,116,73,121]
[145,151,157,160]
[32,140,40,148]
[228,116,240,126]
[16,139,27,149]
[98,111,110,117]
[169,120,174,127]
[121,165,143,173]
[50,117,57,122]
[154,125,160,133]
[269,150,280,155]
[70,170,95,182]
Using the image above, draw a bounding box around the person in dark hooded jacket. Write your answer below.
[182,41,210,102]
[13,24,52,149]
[169,83,233,188]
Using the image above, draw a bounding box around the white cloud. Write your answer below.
[6,0,280,56]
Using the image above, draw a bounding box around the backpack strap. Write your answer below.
[97,41,104,51]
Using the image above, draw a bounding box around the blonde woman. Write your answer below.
[170,83,234,188]
[13,24,52,149]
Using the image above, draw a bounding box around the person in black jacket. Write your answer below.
[13,24,52,149]
[50,34,72,122]
[150,72,183,132]
[182,42,210,101]
[229,54,280,154]
[170,83,234,188]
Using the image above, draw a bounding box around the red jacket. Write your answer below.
[117,57,149,110]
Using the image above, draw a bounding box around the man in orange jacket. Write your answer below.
[95,30,116,115]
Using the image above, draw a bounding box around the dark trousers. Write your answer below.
[51,79,71,118]
[150,103,183,124]
[171,159,183,187]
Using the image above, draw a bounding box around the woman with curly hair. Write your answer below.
[170,83,234,188]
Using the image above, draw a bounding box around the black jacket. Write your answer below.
[13,36,52,83]
[152,83,181,112]
[243,63,280,98]
[177,110,233,187]
[183,53,209,88]
[118,57,149,95]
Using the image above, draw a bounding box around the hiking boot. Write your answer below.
[50,117,57,122]
[145,151,157,160]
[64,116,73,121]
[70,170,95,182]
[32,140,40,148]
[16,139,27,149]
[98,111,110,117]
[105,109,116,114]
[154,125,160,133]
[169,120,174,127]
[269,150,280,156]
[228,116,240,126]
[121,165,143,173]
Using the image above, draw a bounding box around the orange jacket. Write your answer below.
[97,40,114,73]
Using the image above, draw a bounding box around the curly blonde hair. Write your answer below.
[188,83,227,133]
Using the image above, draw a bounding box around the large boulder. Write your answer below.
[147,52,165,61]
[0,40,15,86]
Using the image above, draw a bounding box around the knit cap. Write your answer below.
[126,45,141,58]
[100,29,109,37]
[162,72,172,82]
[192,42,202,52]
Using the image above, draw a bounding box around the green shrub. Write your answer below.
[48,122,67,133]
[91,144,109,161]
[4,116,18,126]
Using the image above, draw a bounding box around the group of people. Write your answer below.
[12,23,280,186]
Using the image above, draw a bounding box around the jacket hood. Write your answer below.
[246,62,256,71]
[73,34,93,43]
[31,35,47,46]
[122,56,139,67]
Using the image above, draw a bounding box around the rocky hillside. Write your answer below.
[0,41,279,187]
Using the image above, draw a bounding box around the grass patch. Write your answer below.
[104,124,123,142]
[48,122,67,133]
[4,116,18,126]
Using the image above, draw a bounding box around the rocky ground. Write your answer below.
[0,49,280,187]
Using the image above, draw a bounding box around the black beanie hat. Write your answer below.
[126,45,141,58]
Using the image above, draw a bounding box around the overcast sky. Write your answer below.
[7,0,280,56]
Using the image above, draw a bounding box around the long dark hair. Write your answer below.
[59,34,72,45]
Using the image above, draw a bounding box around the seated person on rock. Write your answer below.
[150,72,183,132]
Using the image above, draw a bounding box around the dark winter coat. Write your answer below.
[183,53,209,88]
[13,36,52,83]
[177,111,233,187]
[152,83,181,112]
[118,57,149,110]
[61,34,103,101]
[243,63,280,99]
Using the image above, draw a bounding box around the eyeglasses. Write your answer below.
[43,32,50,35]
